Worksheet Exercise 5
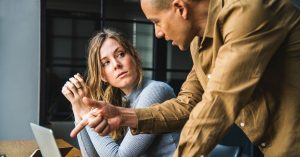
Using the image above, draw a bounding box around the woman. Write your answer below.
[62,29,180,157]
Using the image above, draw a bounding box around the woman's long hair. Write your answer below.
[86,29,143,140]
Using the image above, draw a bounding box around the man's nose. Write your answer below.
[155,25,164,38]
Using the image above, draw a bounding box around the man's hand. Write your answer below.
[70,97,123,138]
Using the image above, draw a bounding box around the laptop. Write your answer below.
[30,123,72,157]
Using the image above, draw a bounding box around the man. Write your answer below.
[72,0,300,156]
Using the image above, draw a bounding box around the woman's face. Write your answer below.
[99,38,138,95]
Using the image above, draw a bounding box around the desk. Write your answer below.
[0,139,82,157]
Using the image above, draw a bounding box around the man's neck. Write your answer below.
[190,0,210,37]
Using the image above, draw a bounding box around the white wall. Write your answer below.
[0,0,40,140]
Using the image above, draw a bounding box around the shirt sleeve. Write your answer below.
[84,81,176,157]
[174,1,288,156]
[132,67,204,134]
[77,127,99,157]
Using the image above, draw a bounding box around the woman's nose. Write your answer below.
[113,59,122,70]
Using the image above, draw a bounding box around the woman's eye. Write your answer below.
[102,61,110,66]
[117,52,125,58]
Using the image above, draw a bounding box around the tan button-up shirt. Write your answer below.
[133,0,300,156]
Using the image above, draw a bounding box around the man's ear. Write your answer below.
[172,0,188,19]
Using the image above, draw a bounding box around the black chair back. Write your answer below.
[208,144,241,157]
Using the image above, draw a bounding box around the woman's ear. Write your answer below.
[101,76,108,83]
[172,0,188,19]
[100,69,108,83]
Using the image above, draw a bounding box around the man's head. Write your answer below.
[140,0,209,51]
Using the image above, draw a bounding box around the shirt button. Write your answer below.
[207,74,211,79]
[198,45,203,51]
[240,122,245,127]
[261,142,267,147]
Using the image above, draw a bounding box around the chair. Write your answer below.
[208,144,241,157]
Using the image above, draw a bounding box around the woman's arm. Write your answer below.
[62,73,98,156]
[85,81,176,157]
[77,127,99,157]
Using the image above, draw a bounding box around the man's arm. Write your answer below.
[71,67,204,137]
[132,67,204,134]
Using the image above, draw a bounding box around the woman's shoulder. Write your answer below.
[139,80,175,98]
[133,79,175,108]
[143,79,173,92]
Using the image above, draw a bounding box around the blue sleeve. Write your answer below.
[77,127,99,157]
[85,81,175,157]
[135,81,176,109]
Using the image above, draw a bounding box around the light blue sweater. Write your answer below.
[77,79,180,157]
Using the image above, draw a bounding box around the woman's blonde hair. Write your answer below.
[86,29,143,140]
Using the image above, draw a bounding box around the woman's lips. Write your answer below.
[117,71,127,78]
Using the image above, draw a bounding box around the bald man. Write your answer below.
[72,0,300,156]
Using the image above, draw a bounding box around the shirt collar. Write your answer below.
[200,0,223,47]
[123,78,146,105]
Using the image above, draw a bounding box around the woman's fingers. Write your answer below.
[61,84,75,102]
[99,125,110,136]
[74,73,85,87]
[88,115,103,128]
[61,85,72,95]
[86,113,111,135]
[70,117,89,138]
[69,77,81,89]
[94,118,109,135]
[66,81,79,96]
[62,74,86,98]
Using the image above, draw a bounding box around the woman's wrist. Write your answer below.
[72,106,90,118]
[73,111,82,122]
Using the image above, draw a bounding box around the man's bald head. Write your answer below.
[141,0,173,10]
[141,0,201,10]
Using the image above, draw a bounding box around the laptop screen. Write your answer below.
[30,123,68,157]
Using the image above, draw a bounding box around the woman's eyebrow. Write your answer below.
[100,46,121,61]
[113,46,123,53]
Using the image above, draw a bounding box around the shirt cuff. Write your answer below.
[130,108,155,135]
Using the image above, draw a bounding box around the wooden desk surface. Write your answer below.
[0,139,82,157]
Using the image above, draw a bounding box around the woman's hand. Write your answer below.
[61,73,91,120]
[70,107,110,137]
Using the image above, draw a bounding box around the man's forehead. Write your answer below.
[141,1,160,16]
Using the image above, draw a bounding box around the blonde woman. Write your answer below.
[62,29,179,157]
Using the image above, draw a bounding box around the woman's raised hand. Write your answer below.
[61,73,91,119]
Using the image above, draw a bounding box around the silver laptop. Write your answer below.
[30,123,72,157]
